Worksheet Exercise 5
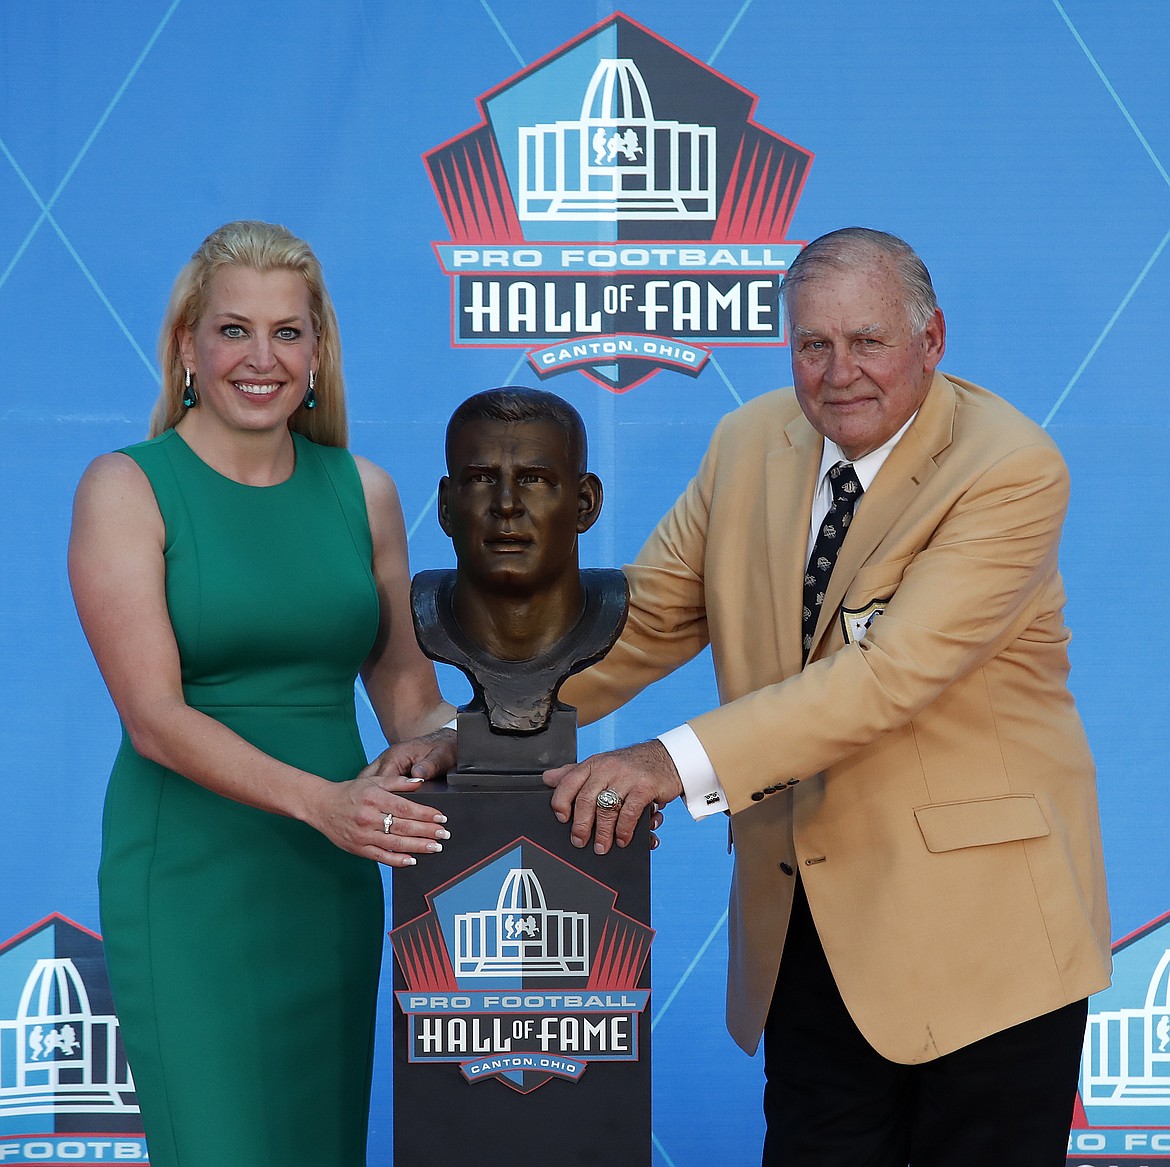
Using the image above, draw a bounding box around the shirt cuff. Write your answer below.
[657,724,729,821]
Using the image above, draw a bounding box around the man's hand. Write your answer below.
[544,740,683,854]
[363,727,456,783]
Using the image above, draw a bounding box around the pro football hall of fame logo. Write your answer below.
[390,838,653,1094]
[1069,912,1170,1165]
[425,12,813,392]
[0,915,146,1165]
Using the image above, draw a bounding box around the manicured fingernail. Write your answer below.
[408,776,426,783]
[426,842,443,853]
[433,814,448,823]
[402,856,417,866]
[436,829,451,840]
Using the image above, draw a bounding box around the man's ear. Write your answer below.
[576,472,603,533]
[922,307,946,373]
[437,476,453,536]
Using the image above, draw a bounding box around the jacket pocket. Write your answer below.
[914,795,1050,853]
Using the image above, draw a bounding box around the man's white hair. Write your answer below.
[780,227,938,335]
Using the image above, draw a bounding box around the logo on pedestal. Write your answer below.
[391,839,653,1093]
[426,11,813,392]
[453,867,590,978]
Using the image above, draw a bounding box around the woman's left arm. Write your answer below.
[355,456,456,777]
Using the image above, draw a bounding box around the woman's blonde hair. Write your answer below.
[150,221,348,446]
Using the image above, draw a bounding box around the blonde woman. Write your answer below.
[69,221,454,1166]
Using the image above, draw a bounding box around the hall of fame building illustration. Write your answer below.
[0,958,136,1120]
[454,868,589,978]
[1081,947,1170,1107]
[1069,910,1170,1155]
[518,57,715,223]
[0,915,140,1138]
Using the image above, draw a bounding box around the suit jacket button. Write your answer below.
[786,778,800,786]
[750,791,765,801]
[779,862,794,876]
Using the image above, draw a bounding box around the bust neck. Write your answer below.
[410,568,628,733]
[450,574,584,661]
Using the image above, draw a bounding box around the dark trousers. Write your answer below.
[762,879,1087,1166]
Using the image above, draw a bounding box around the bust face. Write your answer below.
[439,418,600,599]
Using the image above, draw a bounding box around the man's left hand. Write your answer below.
[363,727,456,784]
[544,740,683,854]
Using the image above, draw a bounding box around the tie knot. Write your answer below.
[827,461,863,507]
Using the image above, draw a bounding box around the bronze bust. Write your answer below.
[411,387,628,780]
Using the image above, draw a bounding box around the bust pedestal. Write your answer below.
[390,568,651,1165]
[390,785,652,1165]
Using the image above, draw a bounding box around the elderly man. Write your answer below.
[545,228,1111,1164]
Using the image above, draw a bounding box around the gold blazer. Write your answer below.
[563,372,1111,1062]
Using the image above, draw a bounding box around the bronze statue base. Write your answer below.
[449,708,576,786]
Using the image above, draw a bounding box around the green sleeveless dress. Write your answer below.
[99,429,384,1167]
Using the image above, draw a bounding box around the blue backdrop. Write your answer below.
[2,2,1168,1163]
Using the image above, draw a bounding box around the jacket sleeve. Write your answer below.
[558,413,724,725]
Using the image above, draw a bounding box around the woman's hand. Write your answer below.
[650,803,664,850]
[307,769,450,868]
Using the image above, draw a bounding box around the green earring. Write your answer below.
[182,368,197,409]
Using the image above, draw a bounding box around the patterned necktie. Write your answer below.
[802,461,864,663]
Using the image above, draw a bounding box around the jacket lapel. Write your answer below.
[765,413,823,680]
[807,373,958,660]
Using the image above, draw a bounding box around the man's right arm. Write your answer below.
[658,724,728,819]
[549,423,731,847]
[558,414,727,723]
